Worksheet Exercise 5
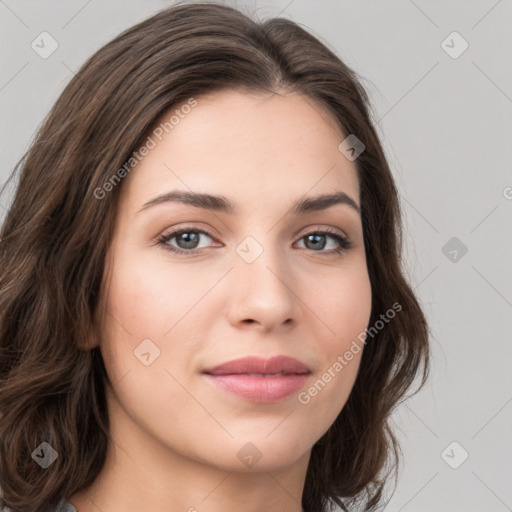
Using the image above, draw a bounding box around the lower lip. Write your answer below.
[203,373,310,402]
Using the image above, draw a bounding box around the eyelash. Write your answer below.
[157,225,353,256]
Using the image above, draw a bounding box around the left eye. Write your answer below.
[157,226,352,255]
[296,231,351,252]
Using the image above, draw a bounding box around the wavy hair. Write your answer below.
[0,3,430,511]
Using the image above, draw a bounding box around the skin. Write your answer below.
[69,89,372,512]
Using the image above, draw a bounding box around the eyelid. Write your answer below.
[157,223,352,255]
[300,224,348,239]
[159,223,348,240]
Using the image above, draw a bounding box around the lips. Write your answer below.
[202,356,311,402]
[202,355,311,376]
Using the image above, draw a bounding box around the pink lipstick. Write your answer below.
[202,355,311,402]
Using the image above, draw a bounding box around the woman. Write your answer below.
[0,3,430,511]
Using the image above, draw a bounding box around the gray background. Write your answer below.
[1,1,511,510]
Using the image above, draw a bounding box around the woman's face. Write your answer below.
[99,89,372,473]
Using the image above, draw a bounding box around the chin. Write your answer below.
[192,434,313,473]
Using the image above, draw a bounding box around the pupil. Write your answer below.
[307,234,325,250]
[179,232,198,249]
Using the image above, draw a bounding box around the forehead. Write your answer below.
[120,89,360,213]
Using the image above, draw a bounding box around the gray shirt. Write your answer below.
[53,498,77,512]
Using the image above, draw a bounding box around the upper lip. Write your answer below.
[202,356,311,376]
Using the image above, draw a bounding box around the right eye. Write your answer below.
[157,227,218,255]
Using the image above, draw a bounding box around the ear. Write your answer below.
[76,326,101,351]
[78,288,109,351]
[76,307,105,351]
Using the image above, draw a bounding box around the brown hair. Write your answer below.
[0,2,430,511]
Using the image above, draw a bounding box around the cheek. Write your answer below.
[310,262,372,344]
[329,269,371,382]
[105,252,209,338]
[99,251,216,389]
[297,265,371,418]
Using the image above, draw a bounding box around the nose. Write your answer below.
[226,241,303,333]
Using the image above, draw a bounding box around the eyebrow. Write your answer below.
[137,190,361,216]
